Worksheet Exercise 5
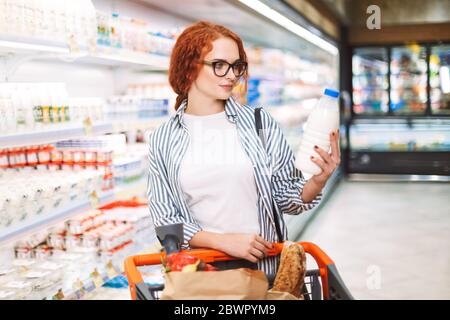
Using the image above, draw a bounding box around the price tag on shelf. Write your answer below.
[73,278,84,290]
[91,269,104,288]
[72,278,86,299]
[67,35,81,54]
[83,117,93,135]
[89,190,100,208]
[52,289,65,300]
[106,260,119,279]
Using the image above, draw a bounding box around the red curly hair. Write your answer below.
[169,21,248,110]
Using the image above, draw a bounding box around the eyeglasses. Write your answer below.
[201,59,248,77]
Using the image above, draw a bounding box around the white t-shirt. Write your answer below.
[179,110,260,234]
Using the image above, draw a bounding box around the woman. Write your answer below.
[147,21,340,275]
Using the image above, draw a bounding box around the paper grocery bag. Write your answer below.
[160,268,269,300]
[266,290,302,300]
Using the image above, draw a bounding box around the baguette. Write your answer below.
[271,241,307,299]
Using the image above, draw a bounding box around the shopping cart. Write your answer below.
[124,224,353,300]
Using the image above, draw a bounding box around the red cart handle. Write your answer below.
[124,241,335,300]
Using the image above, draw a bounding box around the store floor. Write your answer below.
[296,179,450,300]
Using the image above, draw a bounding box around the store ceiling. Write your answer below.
[318,0,450,26]
[135,0,336,64]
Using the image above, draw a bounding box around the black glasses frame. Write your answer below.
[201,59,248,77]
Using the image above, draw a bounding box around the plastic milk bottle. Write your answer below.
[295,88,340,176]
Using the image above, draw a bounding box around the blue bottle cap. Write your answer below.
[324,88,340,98]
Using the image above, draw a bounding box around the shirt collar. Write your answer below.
[174,96,240,127]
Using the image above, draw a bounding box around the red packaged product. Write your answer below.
[163,252,218,272]
[26,146,39,166]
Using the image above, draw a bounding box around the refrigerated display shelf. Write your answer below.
[347,173,450,182]
[348,144,450,152]
[0,34,71,55]
[390,86,424,90]
[0,190,115,244]
[110,116,170,133]
[353,86,387,91]
[354,56,388,69]
[391,69,425,75]
[0,35,169,71]
[1,116,171,149]
[347,151,450,176]
[0,122,113,149]
[353,73,387,77]
[76,49,169,70]
[354,101,387,106]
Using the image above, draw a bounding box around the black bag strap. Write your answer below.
[254,107,284,242]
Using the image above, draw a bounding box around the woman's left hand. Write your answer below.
[310,128,341,187]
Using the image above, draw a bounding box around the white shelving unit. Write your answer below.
[1,115,170,149]
[80,49,169,70]
[0,122,113,149]
[0,35,170,77]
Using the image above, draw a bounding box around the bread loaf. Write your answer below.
[272,241,307,299]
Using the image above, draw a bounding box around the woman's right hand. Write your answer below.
[216,233,274,263]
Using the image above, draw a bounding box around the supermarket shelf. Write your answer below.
[347,151,450,176]
[111,115,170,133]
[78,49,169,71]
[0,122,113,148]
[347,173,450,182]
[1,115,171,149]
[0,190,115,245]
[353,73,387,77]
[0,35,169,71]
[353,86,388,91]
[0,34,70,55]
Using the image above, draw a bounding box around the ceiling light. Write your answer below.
[237,0,339,55]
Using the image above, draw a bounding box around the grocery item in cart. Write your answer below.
[161,268,269,300]
[162,252,218,272]
[271,241,307,299]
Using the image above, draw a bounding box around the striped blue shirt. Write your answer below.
[147,96,322,275]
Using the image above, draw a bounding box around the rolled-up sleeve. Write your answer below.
[262,109,322,215]
[147,132,202,247]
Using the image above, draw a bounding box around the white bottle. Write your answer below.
[295,88,340,176]
[53,0,67,43]
[23,0,37,36]
[21,83,35,130]
[0,0,7,34]
[110,12,122,49]
[85,0,98,51]
[11,84,27,131]
[65,0,76,45]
